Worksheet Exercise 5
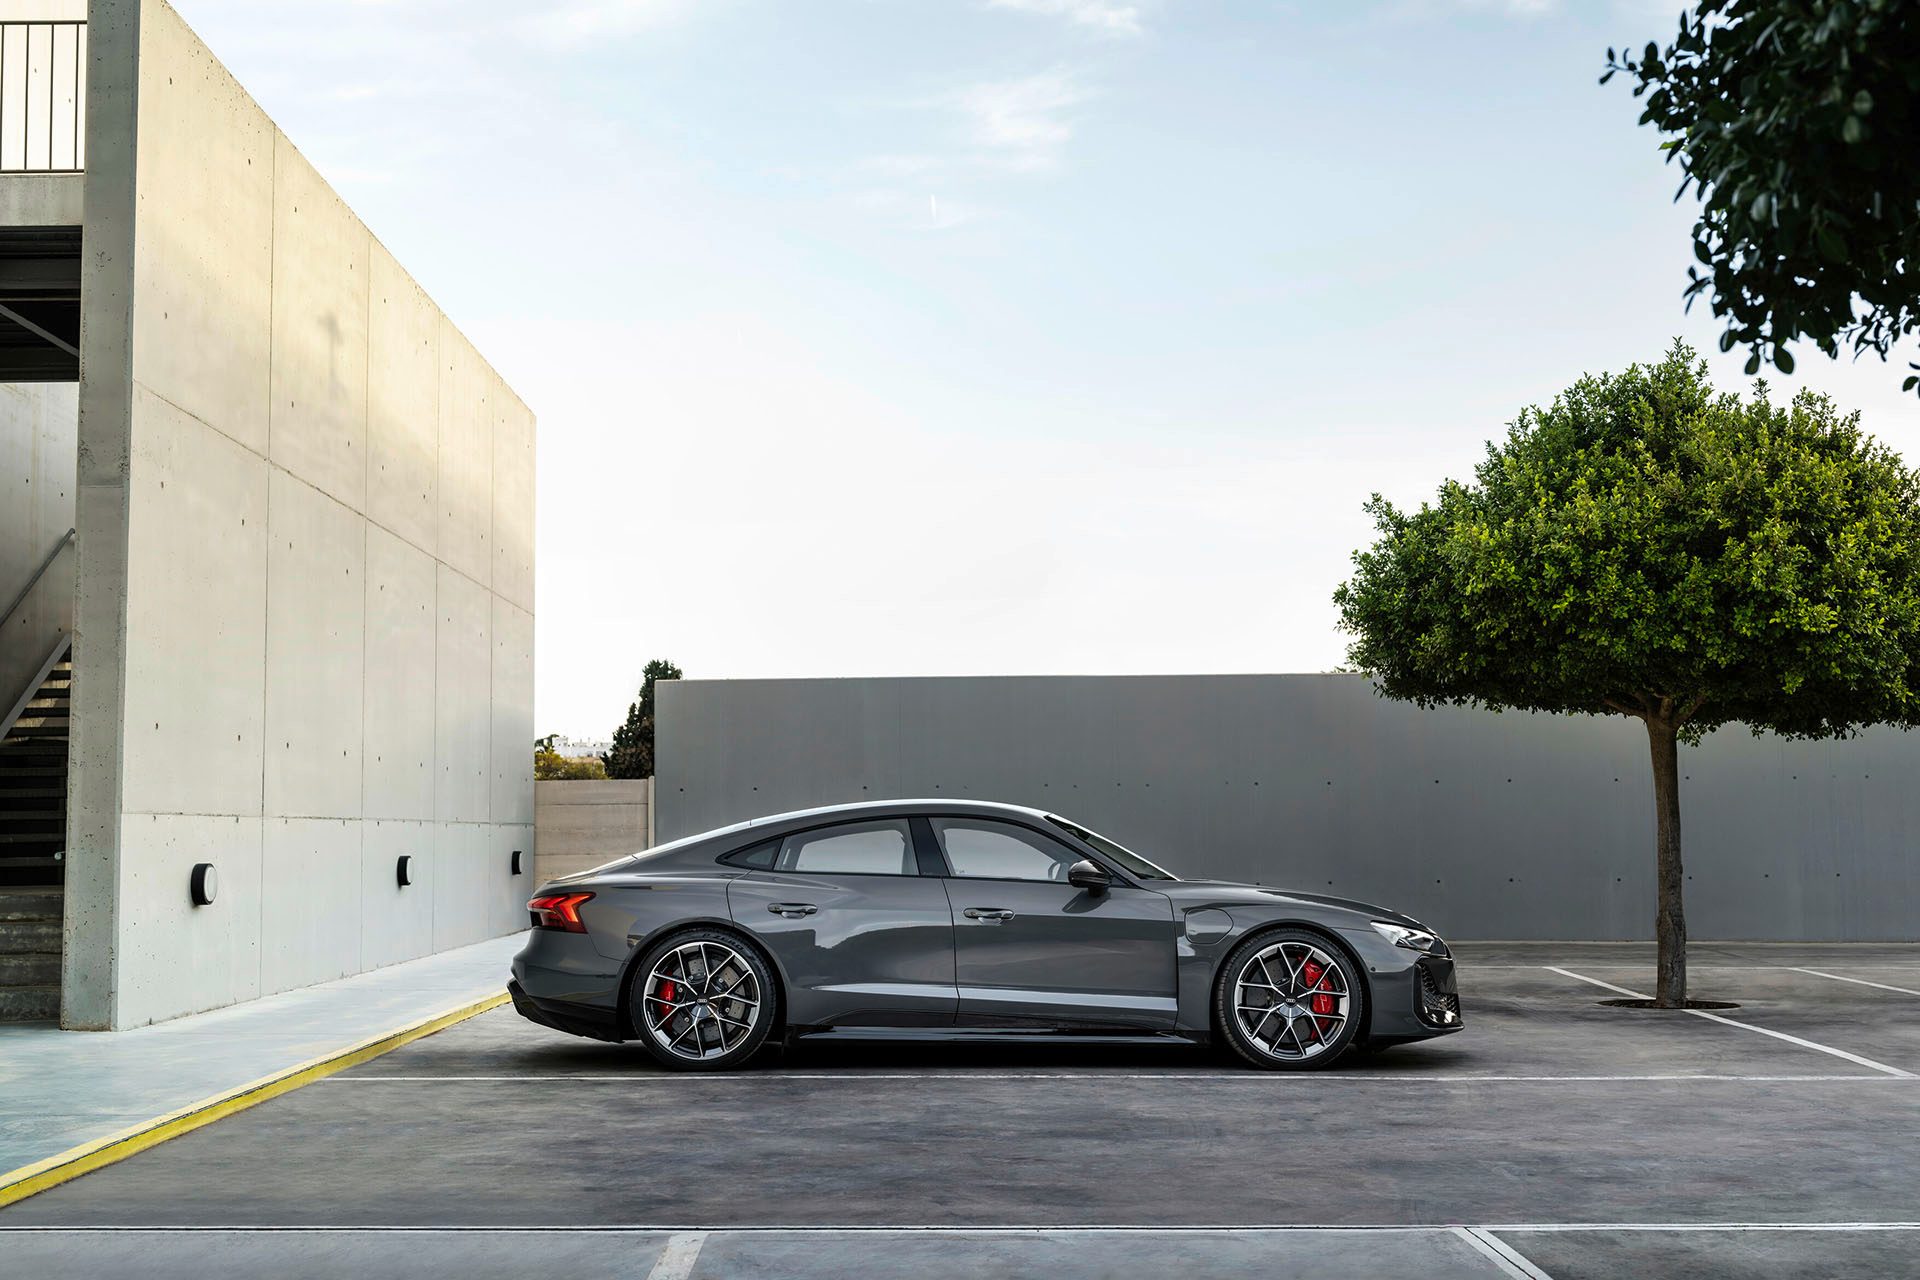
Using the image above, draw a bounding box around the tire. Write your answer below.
[1214,928,1367,1070]
[629,928,778,1071]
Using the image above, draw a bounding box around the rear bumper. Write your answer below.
[509,928,626,1041]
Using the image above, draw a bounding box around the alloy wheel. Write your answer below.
[1232,939,1351,1061]
[641,939,762,1061]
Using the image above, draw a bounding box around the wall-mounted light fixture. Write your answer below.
[396,855,413,888]
[511,849,523,876]
[190,862,218,907]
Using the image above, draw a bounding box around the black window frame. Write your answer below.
[918,814,1137,888]
[719,818,928,879]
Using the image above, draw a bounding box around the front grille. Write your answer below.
[1415,957,1461,1028]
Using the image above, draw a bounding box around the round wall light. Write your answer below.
[396,854,413,888]
[190,862,218,907]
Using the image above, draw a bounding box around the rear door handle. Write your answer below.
[963,908,1015,922]
[769,903,817,918]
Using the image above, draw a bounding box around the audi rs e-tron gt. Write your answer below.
[509,799,1461,1070]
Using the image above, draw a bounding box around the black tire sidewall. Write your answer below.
[1214,928,1366,1070]
[631,928,778,1071]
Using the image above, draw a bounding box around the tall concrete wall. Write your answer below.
[656,675,1920,942]
[0,381,75,716]
[533,779,652,886]
[64,0,534,1028]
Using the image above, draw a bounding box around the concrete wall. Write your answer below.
[656,675,1920,942]
[64,0,534,1028]
[0,381,74,716]
[532,779,653,885]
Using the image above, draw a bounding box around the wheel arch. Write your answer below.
[615,916,790,1040]
[1211,919,1377,1042]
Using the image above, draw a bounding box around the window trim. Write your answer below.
[921,814,1138,888]
[729,817,926,879]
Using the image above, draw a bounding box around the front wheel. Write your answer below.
[1214,929,1366,1070]
[630,929,777,1071]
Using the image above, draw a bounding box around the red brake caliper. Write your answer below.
[657,978,678,1021]
[1301,959,1339,1038]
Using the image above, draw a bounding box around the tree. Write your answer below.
[1604,2,1920,396]
[535,736,608,781]
[604,659,683,780]
[1333,343,1920,1006]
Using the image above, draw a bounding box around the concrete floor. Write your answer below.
[6,942,1920,1278]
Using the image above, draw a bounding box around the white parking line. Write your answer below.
[1454,1227,1555,1279]
[1545,967,1916,1079]
[645,1231,707,1280]
[1792,968,1920,997]
[322,1072,1909,1084]
[3,1222,1916,1233]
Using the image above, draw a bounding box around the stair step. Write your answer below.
[0,984,58,1021]
[0,888,61,921]
[0,832,65,844]
[0,769,65,780]
[4,726,68,738]
[0,809,62,820]
[0,919,58,952]
[0,950,59,984]
[0,789,65,799]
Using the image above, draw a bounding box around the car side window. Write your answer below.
[933,819,1082,883]
[776,820,917,876]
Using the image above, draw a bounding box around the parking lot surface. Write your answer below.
[6,943,1919,1277]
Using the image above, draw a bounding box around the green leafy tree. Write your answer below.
[1604,2,1920,395]
[535,736,608,781]
[1334,344,1920,1005]
[604,660,683,780]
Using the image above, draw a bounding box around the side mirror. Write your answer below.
[1067,859,1111,894]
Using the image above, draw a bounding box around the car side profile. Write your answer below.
[509,799,1461,1070]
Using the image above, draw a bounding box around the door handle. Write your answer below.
[769,902,818,918]
[963,908,1015,922]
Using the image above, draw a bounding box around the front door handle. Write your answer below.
[769,902,818,918]
[963,908,1015,922]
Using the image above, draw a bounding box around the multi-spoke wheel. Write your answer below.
[630,928,777,1070]
[1214,929,1366,1070]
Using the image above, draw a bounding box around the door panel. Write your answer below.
[729,871,957,1026]
[947,880,1177,1028]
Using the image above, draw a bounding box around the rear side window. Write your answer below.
[776,820,917,876]
[720,838,779,870]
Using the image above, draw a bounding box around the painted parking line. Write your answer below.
[323,1072,1911,1084]
[1546,967,1916,1079]
[1792,968,1920,997]
[1454,1227,1555,1279]
[645,1231,707,1280]
[5,1221,1917,1233]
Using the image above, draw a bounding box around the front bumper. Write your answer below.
[1336,926,1465,1045]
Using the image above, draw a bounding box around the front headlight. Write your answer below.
[1371,920,1445,955]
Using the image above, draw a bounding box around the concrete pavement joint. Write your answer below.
[1455,1227,1556,1279]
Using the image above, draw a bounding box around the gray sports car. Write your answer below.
[509,799,1461,1070]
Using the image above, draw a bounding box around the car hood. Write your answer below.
[1160,879,1430,930]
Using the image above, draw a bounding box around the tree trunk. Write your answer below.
[1646,715,1686,1007]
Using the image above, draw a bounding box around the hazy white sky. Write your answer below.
[170,0,1920,737]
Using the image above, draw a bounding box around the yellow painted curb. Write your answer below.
[0,988,511,1210]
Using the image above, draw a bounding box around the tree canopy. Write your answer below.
[1604,1,1920,394]
[1336,342,1920,1003]
[1335,342,1920,743]
[604,659,684,780]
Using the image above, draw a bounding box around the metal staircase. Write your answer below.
[0,645,67,1021]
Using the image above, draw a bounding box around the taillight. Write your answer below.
[527,892,593,933]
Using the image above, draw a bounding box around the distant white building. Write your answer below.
[551,737,612,760]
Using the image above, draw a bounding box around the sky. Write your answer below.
[170,0,1920,738]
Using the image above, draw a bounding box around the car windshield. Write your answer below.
[1047,815,1178,881]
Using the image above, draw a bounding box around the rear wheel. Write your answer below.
[630,929,777,1071]
[1214,929,1366,1070]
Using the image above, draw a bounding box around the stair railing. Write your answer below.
[1,527,73,634]
[1,527,75,738]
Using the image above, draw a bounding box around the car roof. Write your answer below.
[728,797,1053,830]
